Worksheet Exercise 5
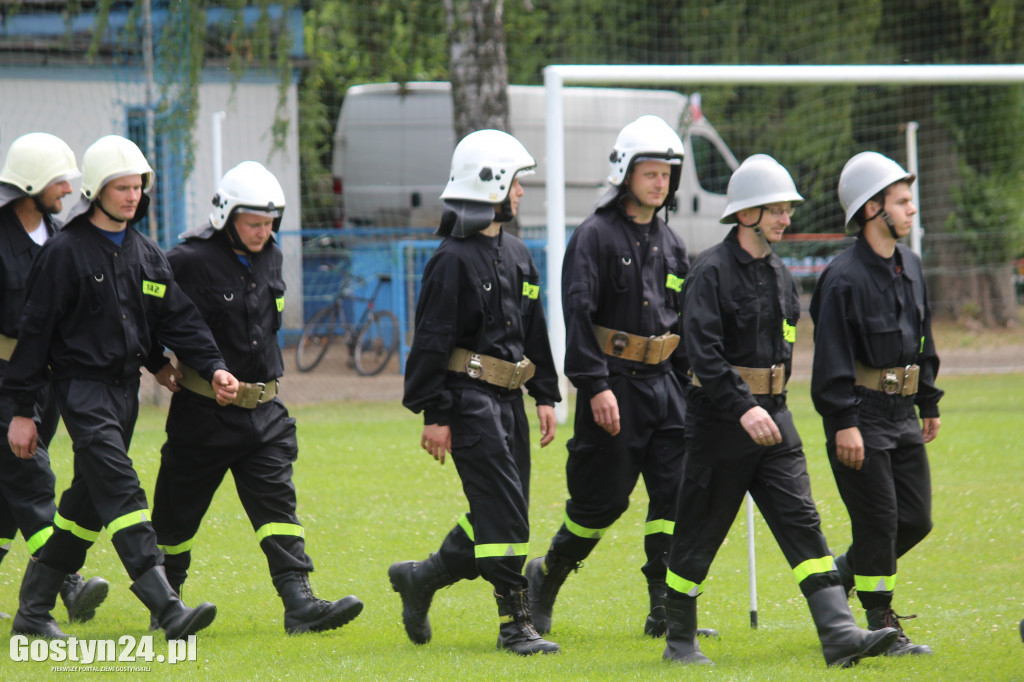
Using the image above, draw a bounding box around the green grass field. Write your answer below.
[3,374,1023,680]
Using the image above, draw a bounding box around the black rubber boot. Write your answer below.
[646,581,720,639]
[495,589,560,655]
[662,594,713,665]
[524,553,578,635]
[149,580,183,631]
[388,552,458,644]
[11,559,68,639]
[834,553,855,597]
[61,572,110,623]
[807,586,899,667]
[275,572,363,634]
[131,565,216,641]
[866,606,933,656]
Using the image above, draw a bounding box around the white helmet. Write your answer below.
[838,151,915,232]
[81,135,154,200]
[720,154,803,224]
[441,129,536,204]
[607,115,684,197]
[0,132,79,195]
[210,161,286,231]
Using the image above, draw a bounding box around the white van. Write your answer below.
[333,82,738,253]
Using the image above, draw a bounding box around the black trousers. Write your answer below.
[668,399,836,598]
[827,391,932,607]
[435,386,531,593]
[548,370,685,583]
[151,393,313,585]
[0,382,60,562]
[38,378,161,581]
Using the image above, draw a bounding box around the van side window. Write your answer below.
[690,134,732,195]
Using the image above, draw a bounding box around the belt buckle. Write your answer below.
[507,359,529,390]
[465,354,483,379]
[253,381,267,405]
[881,369,900,395]
[610,331,629,356]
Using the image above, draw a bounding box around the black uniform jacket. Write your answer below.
[809,236,943,432]
[0,203,58,338]
[1,214,227,418]
[683,226,800,421]
[403,230,560,426]
[160,231,285,383]
[562,205,690,396]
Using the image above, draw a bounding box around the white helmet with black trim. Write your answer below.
[210,161,286,232]
[80,135,154,201]
[720,154,803,225]
[838,151,915,232]
[0,132,80,196]
[606,115,685,196]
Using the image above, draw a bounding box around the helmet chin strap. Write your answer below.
[738,208,773,256]
[493,198,514,224]
[865,205,900,240]
[225,220,257,256]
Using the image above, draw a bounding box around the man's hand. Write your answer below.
[590,389,620,436]
[8,416,38,459]
[537,404,556,447]
[740,405,781,446]
[211,369,240,406]
[154,363,183,393]
[835,426,865,470]
[921,416,940,444]
[421,423,451,464]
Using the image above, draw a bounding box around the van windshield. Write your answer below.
[691,134,732,195]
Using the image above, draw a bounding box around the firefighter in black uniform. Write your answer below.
[662,154,897,667]
[810,151,941,656]
[389,129,560,655]
[0,132,110,624]
[525,114,716,639]
[3,134,238,640]
[149,161,363,635]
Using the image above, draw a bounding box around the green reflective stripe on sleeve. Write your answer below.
[25,526,54,554]
[142,280,167,298]
[666,569,701,597]
[0,536,14,547]
[783,319,797,343]
[107,509,150,536]
[474,542,529,559]
[666,273,685,292]
[792,555,834,584]
[564,512,607,540]
[255,522,304,542]
[522,282,539,300]
[457,513,475,542]
[644,519,675,536]
[920,336,925,353]
[276,296,285,312]
[158,537,196,556]
[854,573,897,593]
[54,512,101,543]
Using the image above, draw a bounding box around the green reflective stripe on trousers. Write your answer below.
[457,513,475,542]
[107,509,150,536]
[665,569,701,597]
[25,526,54,554]
[854,573,897,593]
[792,555,835,584]
[644,519,675,536]
[474,542,529,559]
[564,512,607,540]
[54,512,101,543]
[158,537,196,556]
[255,522,304,543]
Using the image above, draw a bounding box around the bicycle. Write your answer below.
[295,271,399,376]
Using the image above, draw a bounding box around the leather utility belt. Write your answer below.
[855,362,920,396]
[447,347,535,390]
[0,334,16,362]
[176,362,279,409]
[692,365,787,396]
[593,325,679,365]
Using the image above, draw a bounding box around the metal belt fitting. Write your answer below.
[176,362,279,408]
[0,334,16,362]
[447,347,536,390]
[691,364,787,395]
[855,362,920,396]
[593,325,680,365]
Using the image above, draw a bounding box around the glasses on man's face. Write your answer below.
[761,205,795,218]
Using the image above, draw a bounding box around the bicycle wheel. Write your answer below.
[295,304,339,372]
[352,309,399,376]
